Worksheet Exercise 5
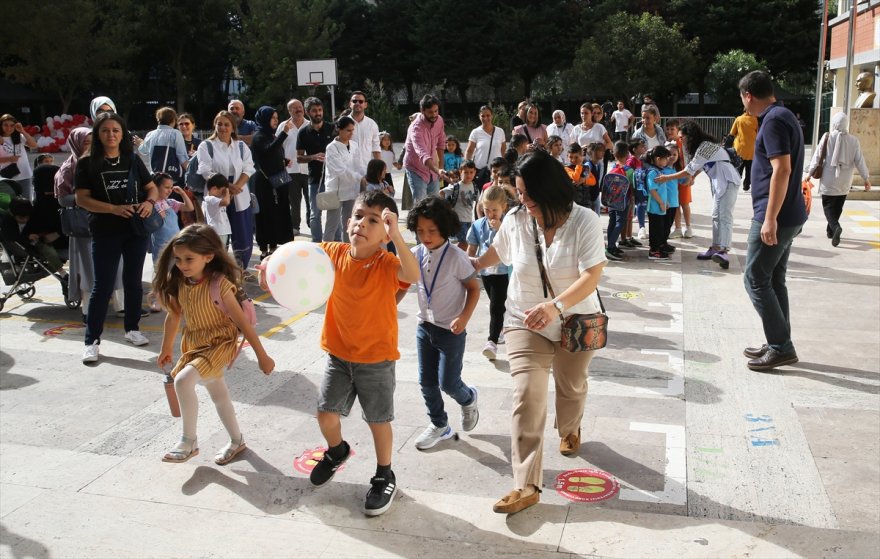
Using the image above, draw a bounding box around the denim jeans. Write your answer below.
[636,201,647,228]
[323,199,355,242]
[226,201,254,270]
[308,176,324,242]
[85,232,149,344]
[743,220,802,354]
[405,169,439,204]
[607,208,627,249]
[416,321,474,427]
[711,180,738,249]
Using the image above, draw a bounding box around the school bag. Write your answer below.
[723,146,744,172]
[632,167,649,204]
[601,171,630,211]
[209,273,257,368]
[150,130,184,185]
[185,141,246,194]
[447,181,477,208]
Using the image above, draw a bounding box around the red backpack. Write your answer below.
[209,274,257,368]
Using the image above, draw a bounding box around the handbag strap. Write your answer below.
[818,133,828,166]
[484,126,495,168]
[126,157,140,204]
[531,217,605,321]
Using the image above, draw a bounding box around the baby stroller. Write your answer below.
[0,179,80,312]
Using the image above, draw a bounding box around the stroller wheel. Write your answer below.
[20,285,36,300]
[65,298,81,309]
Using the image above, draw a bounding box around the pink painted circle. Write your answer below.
[554,468,620,503]
[293,446,355,475]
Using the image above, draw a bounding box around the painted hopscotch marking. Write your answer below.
[745,413,779,447]
[617,422,686,506]
[649,270,682,293]
[635,349,684,398]
[644,302,683,333]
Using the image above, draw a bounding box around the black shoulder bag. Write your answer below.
[532,217,608,352]
[127,158,163,236]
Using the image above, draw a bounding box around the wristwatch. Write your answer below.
[552,298,565,315]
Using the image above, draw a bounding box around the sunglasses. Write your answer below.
[351,99,366,104]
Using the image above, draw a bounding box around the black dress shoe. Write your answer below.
[748,348,799,371]
[831,225,842,247]
[743,344,769,359]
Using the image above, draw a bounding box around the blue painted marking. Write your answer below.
[745,414,773,422]
[751,439,779,446]
[748,426,775,433]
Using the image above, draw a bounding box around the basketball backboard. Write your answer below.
[296,59,338,86]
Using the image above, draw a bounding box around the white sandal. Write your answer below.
[214,436,246,465]
[162,437,199,463]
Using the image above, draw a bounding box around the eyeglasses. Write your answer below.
[351,99,366,104]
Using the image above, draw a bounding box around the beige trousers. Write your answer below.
[505,328,594,490]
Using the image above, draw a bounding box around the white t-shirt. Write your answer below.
[570,123,608,147]
[440,182,477,224]
[492,204,606,342]
[0,137,32,180]
[467,126,506,168]
[197,139,256,211]
[202,195,232,235]
[276,118,311,174]
[352,115,380,169]
[546,122,574,147]
[611,109,633,132]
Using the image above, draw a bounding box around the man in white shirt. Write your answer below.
[546,110,573,148]
[277,98,312,237]
[349,90,381,173]
[610,100,634,142]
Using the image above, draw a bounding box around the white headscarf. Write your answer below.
[89,96,117,121]
[828,112,854,169]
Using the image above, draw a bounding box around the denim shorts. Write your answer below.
[318,354,396,423]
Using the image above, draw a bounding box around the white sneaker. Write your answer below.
[461,387,479,432]
[124,330,149,346]
[669,228,683,239]
[683,227,694,238]
[497,332,505,345]
[637,227,647,240]
[482,341,497,361]
[82,343,100,363]
[414,423,455,450]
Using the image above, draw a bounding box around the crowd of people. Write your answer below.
[0,70,872,518]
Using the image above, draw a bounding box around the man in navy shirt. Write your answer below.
[228,100,257,146]
[738,71,808,371]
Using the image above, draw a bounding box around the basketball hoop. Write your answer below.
[306,81,323,89]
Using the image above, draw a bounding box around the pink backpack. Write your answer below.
[209,274,257,368]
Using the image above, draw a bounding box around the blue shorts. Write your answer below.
[318,354,396,423]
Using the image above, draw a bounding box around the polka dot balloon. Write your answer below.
[265,241,335,314]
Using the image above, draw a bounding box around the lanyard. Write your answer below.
[419,242,450,306]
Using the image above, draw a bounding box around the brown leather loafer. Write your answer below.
[747,348,798,371]
[743,344,769,359]
[493,489,540,514]
[560,428,581,456]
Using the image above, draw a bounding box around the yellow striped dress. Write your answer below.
[170,276,239,380]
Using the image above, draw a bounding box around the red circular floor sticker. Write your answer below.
[554,468,620,502]
[293,446,354,475]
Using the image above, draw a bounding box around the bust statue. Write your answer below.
[854,71,877,109]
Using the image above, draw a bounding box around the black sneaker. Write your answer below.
[309,443,351,487]
[364,471,398,516]
[660,244,676,253]
[628,238,643,247]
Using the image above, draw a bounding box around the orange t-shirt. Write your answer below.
[319,242,402,363]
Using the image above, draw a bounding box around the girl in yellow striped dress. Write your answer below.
[153,224,274,464]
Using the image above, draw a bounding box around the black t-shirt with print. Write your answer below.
[74,153,152,237]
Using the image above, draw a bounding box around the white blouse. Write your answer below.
[197,138,256,210]
[325,139,364,202]
[492,204,606,342]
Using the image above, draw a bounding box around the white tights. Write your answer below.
[174,365,241,449]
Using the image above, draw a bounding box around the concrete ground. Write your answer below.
[1,169,878,558]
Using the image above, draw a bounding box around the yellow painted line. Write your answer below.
[843,210,868,216]
[261,312,308,338]
[253,292,273,303]
[0,314,164,332]
[869,242,880,249]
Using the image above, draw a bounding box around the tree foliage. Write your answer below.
[707,50,766,112]
[568,12,698,103]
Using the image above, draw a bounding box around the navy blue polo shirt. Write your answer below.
[237,119,257,136]
[297,122,334,181]
[751,102,807,227]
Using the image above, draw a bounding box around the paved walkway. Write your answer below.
[1,170,878,558]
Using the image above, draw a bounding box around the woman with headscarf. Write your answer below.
[804,112,872,247]
[89,96,117,121]
[251,106,294,260]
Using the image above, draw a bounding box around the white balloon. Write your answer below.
[265,241,335,314]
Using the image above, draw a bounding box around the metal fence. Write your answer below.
[632,116,736,140]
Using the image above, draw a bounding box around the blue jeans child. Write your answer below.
[416,321,475,427]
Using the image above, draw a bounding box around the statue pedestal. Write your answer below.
[847,108,880,199]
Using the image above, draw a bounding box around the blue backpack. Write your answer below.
[632,167,649,204]
[601,172,630,211]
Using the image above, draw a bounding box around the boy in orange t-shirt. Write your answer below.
[260,191,419,516]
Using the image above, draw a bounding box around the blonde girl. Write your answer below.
[154,224,274,464]
[466,185,511,360]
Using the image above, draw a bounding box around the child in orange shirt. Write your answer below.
[565,143,595,209]
[260,191,419,517]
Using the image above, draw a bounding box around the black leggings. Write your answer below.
[482,274,509,343]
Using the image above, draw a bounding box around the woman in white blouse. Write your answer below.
[197,110,256,275]
[323,115,366,242]
[472,149,607,515]
[465,106,507,186]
